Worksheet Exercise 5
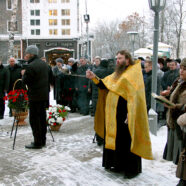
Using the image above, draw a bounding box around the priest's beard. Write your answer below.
[114,61,127,79]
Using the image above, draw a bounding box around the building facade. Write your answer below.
[22,0,80,64]
[0,0,22,63]
[0,0,81,64]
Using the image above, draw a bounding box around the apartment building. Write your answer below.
[22,0,80,64]
[0,0,81,64]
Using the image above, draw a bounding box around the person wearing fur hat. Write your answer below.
[22,45,49,149]
[161,58,186,172]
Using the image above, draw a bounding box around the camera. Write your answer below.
[17,59,28,69]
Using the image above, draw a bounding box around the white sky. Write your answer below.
[80,0,150,30]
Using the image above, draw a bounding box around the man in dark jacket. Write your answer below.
[144,61,161,111]
[52,58,64,105]
[161,60,179,90]
[76,57,90,115]
[91,59,109,116]
[22,45,49,149]
[0,60,9,119]
[6,57,22,116]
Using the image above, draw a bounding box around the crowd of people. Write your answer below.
[0,45,185,185]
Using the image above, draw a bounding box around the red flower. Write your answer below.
[58,109,62,113]
[63,118,66,121]
[3,96,7,101]
[49,112,52,115]
[83,85,87,88]
[53,123,56,126]
[69,88,72,91]
[49,116,52,119]
[62,109,66,112]
[12,99,16,103]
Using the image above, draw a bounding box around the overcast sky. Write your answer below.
[80,0,150,30]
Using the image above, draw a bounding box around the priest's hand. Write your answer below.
[86,70,95,79]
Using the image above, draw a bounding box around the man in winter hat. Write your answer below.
[22,45,49,149]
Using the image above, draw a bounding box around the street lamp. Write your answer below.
[148,0,166,111]
[127,31,138,58]
[148,0,166,135]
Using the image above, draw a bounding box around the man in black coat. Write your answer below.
[22,45,49,149]
[76,57,90,115]
[161,60,179,90]
[0,60,9,119]
[6,57,22,116]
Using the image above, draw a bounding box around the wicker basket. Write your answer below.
[12,109,28,125]
[50,124,62,131]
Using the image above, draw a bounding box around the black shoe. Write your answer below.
[31,141,46,147]
[9,113,12,117]
[110,167,122,173]
[177,179,186,186]
[25,143,42,149]
[0,116,3,119]
[124,172,139,179]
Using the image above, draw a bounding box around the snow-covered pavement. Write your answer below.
[0,100,179,186]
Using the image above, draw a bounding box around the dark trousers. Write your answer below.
[29,101,47,146]
[0,98,5,117]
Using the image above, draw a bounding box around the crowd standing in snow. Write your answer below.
[0,45,186,185]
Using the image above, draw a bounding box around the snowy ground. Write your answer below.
[0,91,179,186]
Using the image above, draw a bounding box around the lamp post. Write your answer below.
[127,31,138,58]
[84,0,90,60]
[148,0,166,111]
[148,0,166,135]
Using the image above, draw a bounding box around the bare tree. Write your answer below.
[92,21,125,58]
[8,0,18,61]
[156,0,186,58]
[92,13,150,58]
[170,0,186,58]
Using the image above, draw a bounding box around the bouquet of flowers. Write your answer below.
[4,89,29,111]
[47,105,70,126]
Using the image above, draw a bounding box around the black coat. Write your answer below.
[76,64,90,91]
[91,62,110,100]
[6,64,22,92]
[22,56,49,101]
[161,69,179,90]
[0,64,10,98]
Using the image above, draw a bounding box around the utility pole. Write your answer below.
[84,0,90,60]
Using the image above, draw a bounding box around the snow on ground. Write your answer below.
[0,91,180,185]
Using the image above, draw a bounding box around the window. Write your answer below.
[61,19,70,25]
[35,10,40,16]
[8,21,18,32]
[61,9,70,16]
[31,30,35,35]
[30,0,40,3]
[48,0,57,3]
[62,29,70,35]
[61,0,70,3]
[36,20,40,25]
[49,19,57,26]
[31,10,40,16]
[30,19,40,26]
[49,29,58,35]
[7,0,12,10]
[31,29,40,35]
[36,29,40,35]
[31,10,34,16]
[49,10,57,16]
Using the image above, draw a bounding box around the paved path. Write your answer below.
[0,113,178,186]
